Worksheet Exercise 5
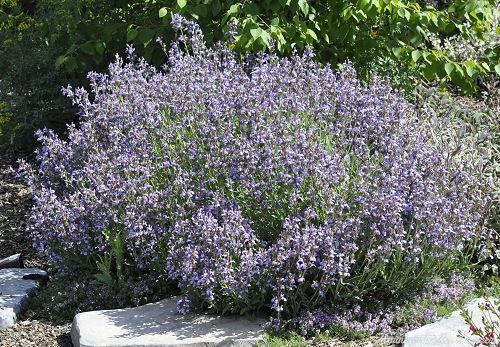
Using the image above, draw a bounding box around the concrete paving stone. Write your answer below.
[404,298,498,347]
[71,296,266,347]
[0,268,48,328]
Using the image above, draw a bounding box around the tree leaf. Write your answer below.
[270,17,280,26]
[392,46,403,58]
[158,7,168,18]
[80,41,95,55]
[127,27,138,41]
[211,0,221,16]
[177,0,187,9]
[306,28,318,41]
[298,0,309,15]
[95,41,105,55]
[55,55,67,69]
[357,0,370,10]
[411,50,422,63]
[404,9,411,21]
[444,62,454,75]
[250,27,263,40]
[480,62,490,72]
[465,65,477,78]
[228,4,240,15]
[138,28,155,46]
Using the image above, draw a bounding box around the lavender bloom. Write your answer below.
[19,15,490,324]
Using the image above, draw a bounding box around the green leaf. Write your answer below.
[422,51,433,64]
[260,30,272,48]
[298,0,309,15]
[65,56,78,72]
[242,2,259,15]
[404,9,411,21]
[158,7,168,18]
[480,62,490,72]
[323,32,330,44]
[276,32,287,52]
[370,0,381,9]
[192,4,207,18]
[422,63,437,80]
[250,27,263,40]
[177,0,187,9]
[80,41,95,55]
[270,17,280,26]
[341,6,354,21]
[444,62,455,75]
[95,41,105,55]
[357,0,370,10]
[495,64,500,76]
[397,8,410,20]
[465,65,477,78]
[151,48,166,66]
[392,46,403,58]
[430,13,438,27]
[211,0,221,16]
[411,50,422,63]
[355,9,367,20]
[306,28,317,41]
[228,4,240,15]
[453,65,464,78]
[138,28,155,46]
[409,32,423,45]
[55,55,67,69]
[127,27,138,41]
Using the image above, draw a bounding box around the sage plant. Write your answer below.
[20,14,491,322]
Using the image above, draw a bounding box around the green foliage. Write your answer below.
[1,0,498,150]
[261,328,369,347]
[157,0,498,93]
[24,268,176,323]
[0,0,79,151]
[94,228,127,289]
[32,0,500,93]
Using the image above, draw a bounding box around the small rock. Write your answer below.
[0,268,47,329]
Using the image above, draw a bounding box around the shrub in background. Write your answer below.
[20,16,491,324]
[0,0,174,151]
[2,0,499,151]
[0,0,82,151]
[164,0,500,94]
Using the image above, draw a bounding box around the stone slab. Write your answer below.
[71,297,266,347]
[0,268,47,328]
[404,298,497,347]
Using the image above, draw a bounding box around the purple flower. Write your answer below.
[18,15,491,323]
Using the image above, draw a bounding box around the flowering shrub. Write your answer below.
[20,15,491,322]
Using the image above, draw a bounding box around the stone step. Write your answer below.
[71,297,266,347]
[0,268,48,329]
[404,298,497,347]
